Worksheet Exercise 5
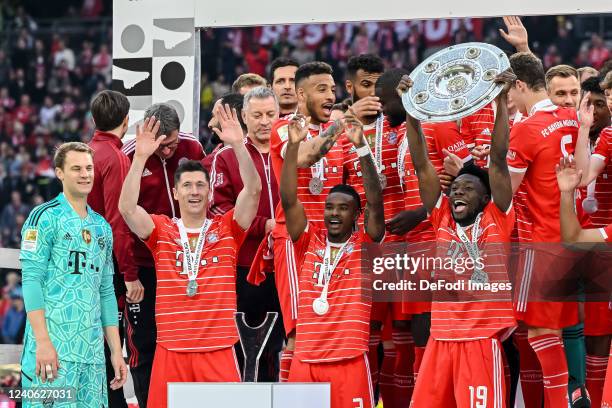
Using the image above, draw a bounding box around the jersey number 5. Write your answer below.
[560,134,573,158]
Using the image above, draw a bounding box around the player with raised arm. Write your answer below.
[249,62,345,382]
[281,110,384,408]
[506,52,582,408]
[570,75,612,408]
[118,107,261,408]
[398,71,517,407]
[20,142,127,407]
[556,156,612,408]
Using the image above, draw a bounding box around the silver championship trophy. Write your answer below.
[402,42,510,122]
[235,311,278,382]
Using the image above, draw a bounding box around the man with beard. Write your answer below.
[399,71,517,407]
[248,62,345,382]
[282,112,385,408]
[269,57,299,117]
[206,87,282,381]
[119,106,261,408]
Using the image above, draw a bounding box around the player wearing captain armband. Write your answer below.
[20,142,127,408]
[398,71,518,408]
[118,107,261,408]
[281,110,385,408]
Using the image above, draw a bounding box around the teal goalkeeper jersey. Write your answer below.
[20,193,118,364]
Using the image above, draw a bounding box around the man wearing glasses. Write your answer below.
[121,103,205,408]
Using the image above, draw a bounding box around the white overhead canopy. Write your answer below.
[194,0,610,27]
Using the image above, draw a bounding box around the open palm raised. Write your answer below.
[212,103,244,146]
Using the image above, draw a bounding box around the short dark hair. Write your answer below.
[329,184,362,213]
[581,76,604,95]
[174,160,209,185]
[375,68,410,92]
[295,62,333,87]
[145,103,180,137]
[347,54,384,79]
[509,52,546,91]
[219,92,246,131]
[91,90,130,131]
[269,57,299,83]
[456,164,491,196]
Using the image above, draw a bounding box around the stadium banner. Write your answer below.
[112,0,197,136]
[193,0,610,27]
[252,20,483,49]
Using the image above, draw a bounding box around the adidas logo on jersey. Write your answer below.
[481,128,491,135]
[63,233,72,241]
[142,168,153,177]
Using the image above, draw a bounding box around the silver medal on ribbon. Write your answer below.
[186,279,198,297]
[309,177,324,195]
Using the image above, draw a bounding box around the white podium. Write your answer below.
[168,383,330,408]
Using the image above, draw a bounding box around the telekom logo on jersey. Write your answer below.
[174,250,220,274]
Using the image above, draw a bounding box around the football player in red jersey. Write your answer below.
[281,110,384,408]
[571,77,612,408]
[556,155,612,408]
[399,70,517,407]
[248,62,346,382]
[344,55,416,407]
[118,105,261,408]
[507,52,581,408]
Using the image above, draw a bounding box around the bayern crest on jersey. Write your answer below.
[345,243,354,254]
[316,249,325,258]
[387,132,398,145]
[207,233,219,243]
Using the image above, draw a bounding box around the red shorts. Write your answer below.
[273,229,299,336]
[411,338,507,407]
[148,346,241,408]
[602,343,612,406]
[514,248,578,329]
[584,302,612,336]
[289,353,374,408]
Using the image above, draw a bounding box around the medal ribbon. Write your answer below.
[455,213,483,267]
[398,131,409,192]
[364,115,384,176]
[309,126,325,180]
[177,218,212,284]
[318,238,352,302]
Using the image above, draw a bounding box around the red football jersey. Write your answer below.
[401,121,472,242]
[421,121,472,173]
[292,224,372,363]
[270,119,345,228]
[145,210,246,351]
[590,126,612,228]
[507,100,580,242]
[428,195,517,341]
[342,117,405,241]
[460,103,496,168]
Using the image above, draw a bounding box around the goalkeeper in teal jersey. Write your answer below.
[19,142,127,407]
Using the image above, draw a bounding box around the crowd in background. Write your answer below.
[0,1,609,343]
